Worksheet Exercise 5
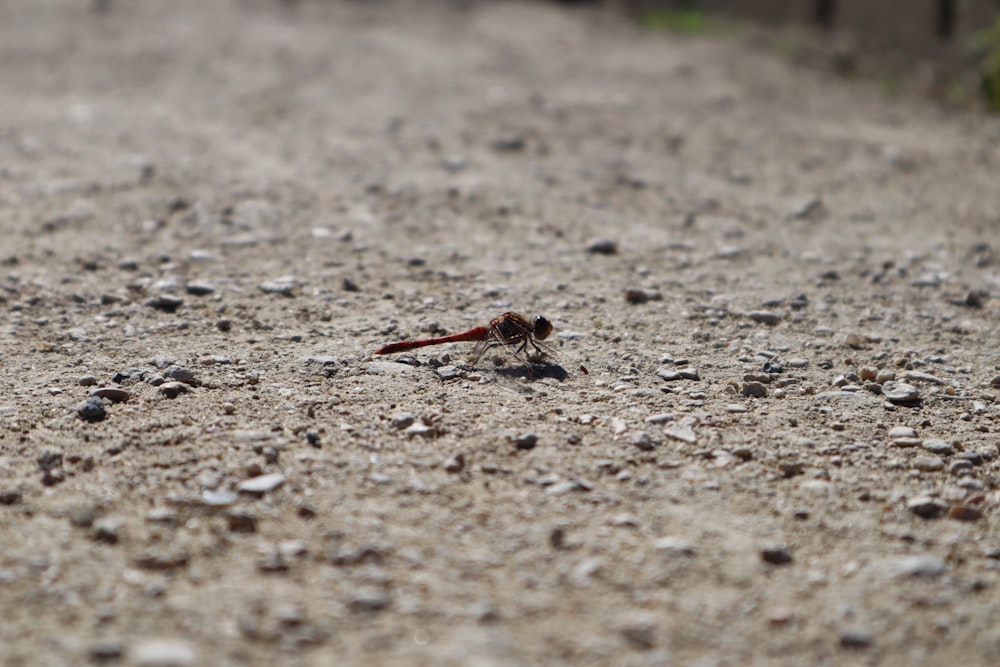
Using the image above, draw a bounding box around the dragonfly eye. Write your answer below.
[532,316,553,340]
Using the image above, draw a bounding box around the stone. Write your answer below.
[664,426,697,444]
[236,473,286,496]
[92,517,123,544]
[881,381,920,404]
[77,397,107,422]
[921,438,954,455]
[259,279,297,296]
[513,433,538,450]
[390,413,417,429]
[907,495,948,519]
[89,386,131,403]
[875,369,896,384]
[912,456,944,472]
[184,282,216,296]
[443,452,465,473]
[586,239,618,255]
[887,426,916,440]
[145,295,184,312]
[840,629,874,649]
[742,381,768,398]
[747,310,782,325]
[761,546,793,565]
[158,382,188,398]
[163,365,195,384]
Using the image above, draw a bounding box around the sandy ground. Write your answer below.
[2,1,1000,665]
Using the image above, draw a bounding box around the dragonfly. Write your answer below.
[374,311,589,376]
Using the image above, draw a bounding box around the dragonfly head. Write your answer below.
[532,315,553,341]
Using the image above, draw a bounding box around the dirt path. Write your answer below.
[2,1,1000,665]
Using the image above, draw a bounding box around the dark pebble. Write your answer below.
[761,546,793,565]
[907,495,948,519]
[0,489,23,505]
[625,288,661,304]
[78,397,107,422]
[491,133,525,152]
[158,381,188,398]
[88,641,124,662]
[164,365,195,384]
[762,361,784,374]
[342,277,360,292]
[513,433,538,450]
[840,629,874,649]
[185,282,216,296]
[145,295,184,312]
[586,239,618,255]
[742,382,768,398]
[747,310,782,325]
[948,505,983,522]
[226,511,258,533]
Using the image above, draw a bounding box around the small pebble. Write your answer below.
[92,517,123,544]
[444,452,465,473]
[912,456,944,472]
[881,381,920,404]
[624,288,661,304]
[77,397,107,422]
[787,358,809,368]
[859,366,878,381]
[404,422,435,438]
[747,310,782,325]
[921,438,954,455]
[664,426,697,444]
[513,433,538,450]
[78,375,98,386]
[184,282,215,296]
[887,426,916,439]
[761,546,793,565]
[226,511,258,533]
[586,239,618,255]
[145,295,184,313]
[89,386,131,403]
[790,195,823,219]
[390,413,417,429]
[653,536,697,556]
[948,505,982,522]
[0,489,23,505]
[88,642,124,661]
[907,495,948,519]
[259,280,297,296]
[491,133,525,152]
[163,365,195,384]
[436,365,460,381]
[236,473,286,496]
[158,382,188,398]
[645,413,673,425]
[840,629,874,649]
[742,381,768,398]
[875,369,896,384]
[349,592,389,613]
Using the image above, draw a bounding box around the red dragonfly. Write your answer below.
[374,311,589,376]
